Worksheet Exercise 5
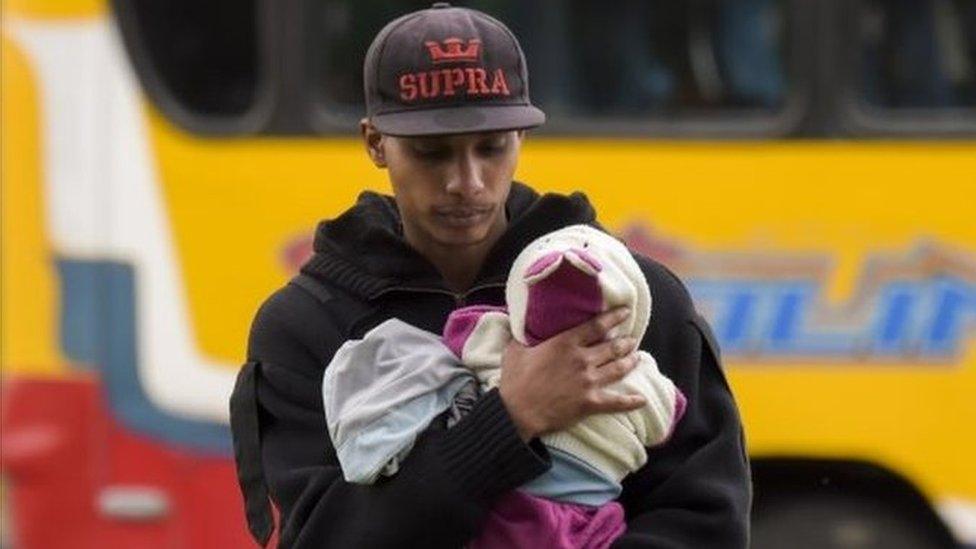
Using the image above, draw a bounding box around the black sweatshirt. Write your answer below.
[230,183,752,548]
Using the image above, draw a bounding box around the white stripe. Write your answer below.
[7,17,235,424]
[938,498,976,545]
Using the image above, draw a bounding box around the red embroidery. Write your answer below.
[399,74,418,101]
[425,37,482,64]
[397,68,511,101]
[418,72,440,98]
[397,40,512,102]
[466,68,490,94]
[490,68,510,95]
[441,68,466,96]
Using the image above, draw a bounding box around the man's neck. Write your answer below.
[424,241,491,294]
[404,217,507,294]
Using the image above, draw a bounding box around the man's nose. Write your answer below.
[445,152,485,195]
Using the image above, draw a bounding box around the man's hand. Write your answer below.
[498,307,646,441]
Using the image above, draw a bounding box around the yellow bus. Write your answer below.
[2,0,974,547]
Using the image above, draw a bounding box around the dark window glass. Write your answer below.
[118,0,260,117]
[858,0,976,109]
[308,0,791,128]
[307,1,430,112]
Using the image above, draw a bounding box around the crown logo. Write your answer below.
[424,37,482,64]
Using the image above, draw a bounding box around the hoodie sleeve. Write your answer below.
[235,283,550,548]
[611,258,752,549]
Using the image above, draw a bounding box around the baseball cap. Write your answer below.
[363,2,546,136]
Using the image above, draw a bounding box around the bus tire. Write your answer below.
[752,492,956,549]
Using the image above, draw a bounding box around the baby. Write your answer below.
[322,225,685,548]
[443,224,686,548]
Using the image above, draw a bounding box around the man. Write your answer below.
[230,3,750,547]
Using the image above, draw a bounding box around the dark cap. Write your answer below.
[363,2,545,136]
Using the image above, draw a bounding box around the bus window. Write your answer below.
[306,1,430,117]
[308,0,796,135]
[114,0,261,119]
[857,0,976,110]
[529,0,790,115]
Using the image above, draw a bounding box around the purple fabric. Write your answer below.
[469,491,625,549]
[524,253,603,345]
[570,247,603,273]
[524,250,565,278]
[443,305,508,358]
[657,389,688,446]
[524,248,603,279]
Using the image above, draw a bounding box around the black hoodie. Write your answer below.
[230,182,751,548]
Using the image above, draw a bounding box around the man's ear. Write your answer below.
[360,118,387,168]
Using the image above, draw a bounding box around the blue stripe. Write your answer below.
[57,258,231,455]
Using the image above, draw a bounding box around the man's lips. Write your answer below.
[433,205,494,227]
[434,205,493,216]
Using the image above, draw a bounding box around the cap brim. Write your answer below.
[371,104,545,136]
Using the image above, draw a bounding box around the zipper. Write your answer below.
[372,282,505,307]
[458,282,506,306]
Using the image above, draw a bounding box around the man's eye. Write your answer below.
[413,147,449,159]
[478,143,506,155]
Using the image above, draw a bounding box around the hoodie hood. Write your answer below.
[300,182,598,299]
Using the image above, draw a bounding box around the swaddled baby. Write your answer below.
[322,225,685,548]
[443,224,686,548]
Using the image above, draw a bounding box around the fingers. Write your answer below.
[586,336,638,368]
[584,352,644,415]
[585,390,647,415]
[591,352,639,387]
[572,307,631,345]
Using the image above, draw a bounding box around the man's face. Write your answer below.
[365,126,523,249]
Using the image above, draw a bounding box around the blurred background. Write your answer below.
[1,0,974,547]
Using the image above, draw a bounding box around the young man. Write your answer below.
[231,3,751,547]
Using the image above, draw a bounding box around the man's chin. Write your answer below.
[418,206,508,250]
[430,226,492,247]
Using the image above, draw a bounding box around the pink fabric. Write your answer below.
[470,491,626,549]
[524,255,603,345]
[524,250,566,278]
[569,247,603,273]
[443,305,508,358]
[657,389,688,447]
[524,248,603,279]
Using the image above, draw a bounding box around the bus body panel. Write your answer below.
[2,2,975,547]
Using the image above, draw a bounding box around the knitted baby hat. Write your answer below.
[507,224,652,346]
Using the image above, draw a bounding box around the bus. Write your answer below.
[2,1,974,547]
